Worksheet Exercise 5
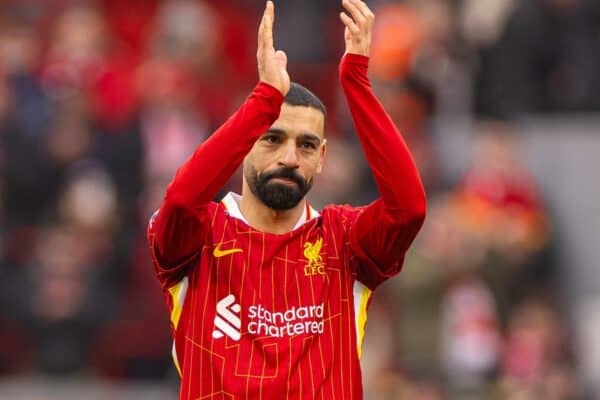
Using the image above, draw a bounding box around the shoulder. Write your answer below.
[320,203,367,224]
[147,201,221,233]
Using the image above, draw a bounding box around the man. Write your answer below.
[148,0,426,398]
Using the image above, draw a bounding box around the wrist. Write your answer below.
[253,81,285,114]
[342,53,370,65]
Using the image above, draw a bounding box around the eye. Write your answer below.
[300,141,318,151]
[262,135,280,144]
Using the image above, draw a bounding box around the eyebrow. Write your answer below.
[265,128,322,145]
[298,133,322,144]
[265,128,286,137]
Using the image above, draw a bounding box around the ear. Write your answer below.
[315,139,327,174]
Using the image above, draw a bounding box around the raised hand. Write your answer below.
[257,1,290,96]
[339,0,374,57]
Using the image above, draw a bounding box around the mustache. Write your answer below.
[259,167,306,187]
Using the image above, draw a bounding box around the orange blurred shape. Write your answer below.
[370,4,424,81]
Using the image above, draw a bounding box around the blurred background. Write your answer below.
[0,0,598,398]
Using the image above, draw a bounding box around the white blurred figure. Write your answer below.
[440,275,502,395]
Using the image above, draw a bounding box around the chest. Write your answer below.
[210,220,351,300]
[184,216,357,338]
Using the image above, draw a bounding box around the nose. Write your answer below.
[278,141,299,168]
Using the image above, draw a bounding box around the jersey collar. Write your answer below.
[221,192,320,230]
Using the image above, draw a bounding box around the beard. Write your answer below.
[245,165,312,210]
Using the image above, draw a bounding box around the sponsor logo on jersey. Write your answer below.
[212,294,325,340]
[213,243,243,258]
[303,237,325,276]
[247,303,325,337]
[212,294,242,340]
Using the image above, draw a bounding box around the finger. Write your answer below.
[351,0,375,21]
[262,1,274,51]
[342,0,366,26]
[339,12,360,35]
[258,9,265,47]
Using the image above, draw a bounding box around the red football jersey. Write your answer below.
[148,54,426,399]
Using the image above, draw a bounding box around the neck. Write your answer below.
[239,182,306,234]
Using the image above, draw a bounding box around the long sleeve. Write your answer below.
[149,82,284,287]
[340,54,426,289]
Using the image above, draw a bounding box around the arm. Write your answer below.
[149,1,290,286]
[339,0,426,289]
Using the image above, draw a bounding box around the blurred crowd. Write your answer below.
[0,0,598,398]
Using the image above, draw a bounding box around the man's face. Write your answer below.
[244,103,326,210]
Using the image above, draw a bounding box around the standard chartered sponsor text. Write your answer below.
[247,303,324,337]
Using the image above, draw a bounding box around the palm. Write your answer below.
[257,2,290,95]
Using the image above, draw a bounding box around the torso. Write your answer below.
[169,201,370,399]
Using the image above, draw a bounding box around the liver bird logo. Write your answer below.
[303,238,323,267]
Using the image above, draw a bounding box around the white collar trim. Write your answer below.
[221,192,319,230]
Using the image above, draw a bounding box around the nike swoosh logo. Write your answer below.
[213,244,243,258]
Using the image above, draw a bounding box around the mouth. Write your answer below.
[269,177,299,186]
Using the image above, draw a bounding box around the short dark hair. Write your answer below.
[284,82,326,117]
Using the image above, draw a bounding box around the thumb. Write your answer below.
[275,50,287,69]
